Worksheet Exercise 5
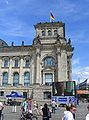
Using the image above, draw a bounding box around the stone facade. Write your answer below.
[0,22,74,102]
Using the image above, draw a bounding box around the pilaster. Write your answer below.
[8,57,13,85]
[36,52,41,84]
[56,51,61,82]
[0,58,2,86]
[19,56,23,85]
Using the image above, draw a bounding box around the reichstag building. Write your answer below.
[0,22,74,102]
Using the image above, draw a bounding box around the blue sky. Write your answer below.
[0,0,89,83]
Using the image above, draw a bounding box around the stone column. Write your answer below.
[53,72,54,82]
[43,72,45,84]
[61,51,67,81]
[57,51,61,82]
[8,57,13,85]
[36,52,40,84]
[0,58,2,86]
[67,54,72,81]
[19,57,23,85]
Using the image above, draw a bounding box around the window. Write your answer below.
[45,73,53,86]
[24,56,31,67]
[25,59,30,67]
[13,72,19,86]
[43,57,55,67]
[44,92,51,99]
[4,59,8,67]
[42,30,46,36]
[54,30,57,35]
[48,30,52,36]
[24,72,30,87]
[15,59,19,67]
[13,57,20,67]
[0,91,4,96]
[2,72,8,86]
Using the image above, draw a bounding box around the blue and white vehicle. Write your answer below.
[52,81,76,106]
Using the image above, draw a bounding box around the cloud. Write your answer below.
[72,66,89,82]
[72,58,80,65]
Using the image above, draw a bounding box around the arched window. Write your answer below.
[48,30,52,36]
[13,72,19,86]
[24,72,30,87]
[43,57,56,67]
[2,72,8,86]
[42,30,46,36]
[13,57,20,67]
[3,58,9,67]
[54,30,57,35]
[24,56,31,67]
[25,58,30,67]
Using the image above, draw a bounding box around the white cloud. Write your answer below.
[73,58,80,65]
[72,66,89,82]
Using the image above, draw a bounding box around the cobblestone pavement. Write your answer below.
[2,102,89,120]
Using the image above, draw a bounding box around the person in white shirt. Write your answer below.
[52,100,56,113]
[86,105,89,120]
[0,101,4,119]
[63,105,76,120]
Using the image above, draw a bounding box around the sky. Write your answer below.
[0,0,89,83]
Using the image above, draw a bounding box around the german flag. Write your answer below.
[50,12,55,20]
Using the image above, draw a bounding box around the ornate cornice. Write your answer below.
[0,46,33,53]
[34,21,65,29]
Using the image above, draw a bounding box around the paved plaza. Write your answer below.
[2,102,89,120]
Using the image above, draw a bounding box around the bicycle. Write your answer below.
[19,111,32,120]
[19,111,38,120]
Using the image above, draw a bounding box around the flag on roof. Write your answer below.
[50,12,55,21]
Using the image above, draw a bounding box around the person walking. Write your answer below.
[63,105,76,120]
[27,98,32,112]
[86,105,89,120]
[12,99,17,112]
[21,99,28,112]
[0,101,4,120]
[52,100,56,113]
[42,103,50,120]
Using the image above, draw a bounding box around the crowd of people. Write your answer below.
[0,98,89,120]
[20,98,77,120]
[20,98,52,120]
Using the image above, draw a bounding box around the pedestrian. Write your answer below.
[42,103,51,120]
[52,100,56,113]
[33,101,39,115]
[39,105,43,115]
[0,100,4,120]
[33,100,37,110]
[21,99,28,112]
[27,98,32,112]
[12,99,17,112]
[86,104,89,120]
[63,104,76,120]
